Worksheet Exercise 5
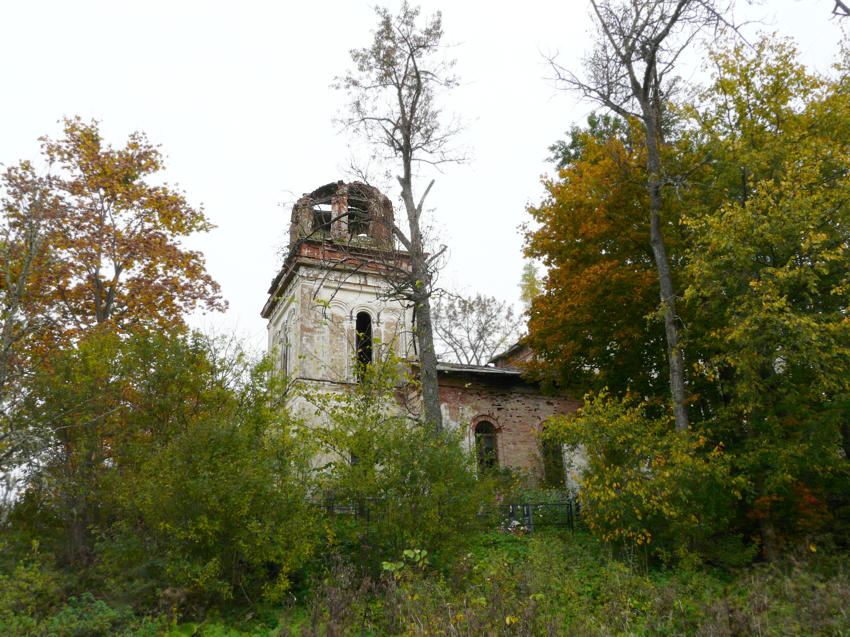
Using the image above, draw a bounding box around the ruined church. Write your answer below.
[262,181,578,481]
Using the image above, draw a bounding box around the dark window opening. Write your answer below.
[355,311,373,381]
[348,194,370,236]
[541,429,566,488]
[281,338,290,375]
[312,203,332,237]
[475,421,498,471]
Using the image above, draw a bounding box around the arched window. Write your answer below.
[474,421,498,471]
[355,311,373,381]
[541,426,566,488]
[280,325,291,375]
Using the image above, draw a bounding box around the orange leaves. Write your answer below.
[5,118,226,351]
[523,117,672,397]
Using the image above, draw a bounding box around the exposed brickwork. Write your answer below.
[438,371,580,476]
[288,181,394,249]
[265,180,583,483]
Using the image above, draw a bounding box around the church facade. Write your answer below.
[262,181,579,483]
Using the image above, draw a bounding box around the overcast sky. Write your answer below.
[0,1,844,350]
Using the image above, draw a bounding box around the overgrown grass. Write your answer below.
[281,529,850,636]
[3,530,849,635]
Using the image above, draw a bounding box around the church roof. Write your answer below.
[435,362,523,376]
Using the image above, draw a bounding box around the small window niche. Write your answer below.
[279,325,292,376]
[474,421,498,471]
[281,339,289,375]
[355,311,373,382]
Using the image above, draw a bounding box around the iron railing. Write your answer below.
[314,496,579,532]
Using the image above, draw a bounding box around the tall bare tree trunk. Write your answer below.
[413,293,442,432]
[339,3,458,435]
[400,174,443,433]
[550,0,701,432]
[644,112,689,432]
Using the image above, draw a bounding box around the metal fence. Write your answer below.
[479,500,579,532]
[314,496,579,533]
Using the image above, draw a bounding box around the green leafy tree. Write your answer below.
[682,37,850,556]
[121,354,315,605]
[13,328,316,589]
[16,328,130,562]
[532,35,850,557]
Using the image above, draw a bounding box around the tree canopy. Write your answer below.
[534,35,850,557]
[6,118,225,351]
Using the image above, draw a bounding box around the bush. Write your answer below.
[0,547,70,627]
[116,356,317,607]
[547,393,744,561]
[307,359,493,568]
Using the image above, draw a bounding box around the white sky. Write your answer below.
[0,1,844,350]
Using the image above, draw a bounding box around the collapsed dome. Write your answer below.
[288,180,394,249]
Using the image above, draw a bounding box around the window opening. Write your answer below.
[348,193,370,236]
[281,340,290,375]
[355,311,373,381]
[280,326,291,375]
[541,427,566,488]
[474,421,498,471]
[312,202,332,237]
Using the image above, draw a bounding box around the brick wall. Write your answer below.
[438,372,580,477]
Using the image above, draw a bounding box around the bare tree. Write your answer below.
[432,292,524,367]
[834,0,850,16]
[550,0,735,433]
[336,3,463,433]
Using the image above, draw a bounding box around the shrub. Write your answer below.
[547,393,743,561]
[307,358,492,568]
[118,356,317,607]
[0,547,69,627]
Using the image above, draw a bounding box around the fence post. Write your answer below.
[523,503,534,533]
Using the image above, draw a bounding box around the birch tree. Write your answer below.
[0,162,58,474]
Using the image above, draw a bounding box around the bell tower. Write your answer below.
[262,181,412,385]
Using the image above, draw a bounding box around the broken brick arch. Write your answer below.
[347,184,371,236]
[308,182,338,237]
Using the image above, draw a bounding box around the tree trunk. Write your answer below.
[414,292,443,433]
[400,174,443,434]
[644,107,689,433]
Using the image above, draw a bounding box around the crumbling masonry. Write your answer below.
[263,181,580,484]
